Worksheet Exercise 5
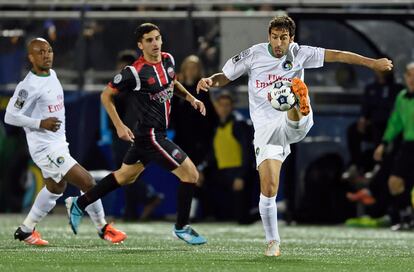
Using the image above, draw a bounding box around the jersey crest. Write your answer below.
[282,60,293,71]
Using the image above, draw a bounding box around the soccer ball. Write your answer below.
[267,81,297,111]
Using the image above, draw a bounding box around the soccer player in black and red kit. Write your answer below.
[65,23,207,244]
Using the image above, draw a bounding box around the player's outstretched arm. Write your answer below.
[324,49,393,72]
[196,73,231,93]
[101,85,134,142]
[173,80,206,116]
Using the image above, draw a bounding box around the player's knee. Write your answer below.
[188,170,199,184]
[260,179,278,196]
[181,169,199,184]
[114,170,137,185]
[388,176,405,195]
[261,184,277,197]
[261,187,277,197]
[126,173,140,184]
[45,179,67,194]
[82,182,95,192]
[79,173,96,192]
[191,169,199,183]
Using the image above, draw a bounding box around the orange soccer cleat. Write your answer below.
[14,227,49,246]
[264,240,281,257]
[346,189,376,205]
[291,77,310,116]
[99,223,127,244]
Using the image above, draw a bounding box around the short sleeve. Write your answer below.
[108,66,140,92]
[222,48,253,81]
[164,52,175,66]
[298,46,325,69]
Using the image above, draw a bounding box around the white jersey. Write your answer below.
[222,42,325,130]
[5,69,67,159]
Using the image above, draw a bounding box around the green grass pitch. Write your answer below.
[0,214,413,272]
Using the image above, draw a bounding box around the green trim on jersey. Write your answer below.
[267,44,276,58]
[383,89,414,143]
[30,70,50,77]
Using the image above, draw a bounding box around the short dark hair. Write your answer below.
[268,15,296,37]
[117,50,137,66]
[135,23,160,42]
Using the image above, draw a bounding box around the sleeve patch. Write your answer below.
[113,74,122,84]
[167,67,175,79]
[232,49,251,64]
[14,89,28,109]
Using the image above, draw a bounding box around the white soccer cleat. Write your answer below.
[264,240,281,257]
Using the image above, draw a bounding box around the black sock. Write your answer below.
[390,191,411,224]
[77,173,121,211]
[175,182,195,230]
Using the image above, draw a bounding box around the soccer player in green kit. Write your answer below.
[374,62,414,230]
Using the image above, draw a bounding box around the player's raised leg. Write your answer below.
[291,77,310,116]
[286,78,314,144]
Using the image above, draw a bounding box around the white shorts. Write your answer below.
[253,111,314,167]
[32,146,78,183]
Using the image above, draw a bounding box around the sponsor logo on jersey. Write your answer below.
[232,49,250,64]
[172,149,182,160]
[14,89,28,109]
[56,156,65,165]
[149,82,174,103]
[282,60,293,71]
[167,67,175,78]
[48,101,64,113]
[113,74,122,84]
[255,75,292,90]
[48,94,64,113]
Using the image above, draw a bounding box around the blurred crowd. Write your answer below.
[342,64,414,231]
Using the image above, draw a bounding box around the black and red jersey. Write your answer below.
[109,52,176,135]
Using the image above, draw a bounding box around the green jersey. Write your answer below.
[383,89,414,143]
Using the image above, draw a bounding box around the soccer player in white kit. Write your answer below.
[197,15,393,256]
[5,38,126,245]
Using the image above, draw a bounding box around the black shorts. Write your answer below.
[123,130,187,171]
[391,142,414,185]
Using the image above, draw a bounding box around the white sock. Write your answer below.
[259,193,280,244]
[81,191,107,231]
[21,186,62,232]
